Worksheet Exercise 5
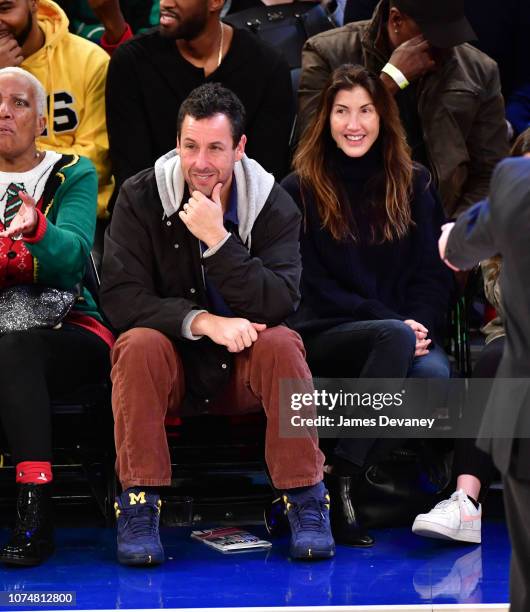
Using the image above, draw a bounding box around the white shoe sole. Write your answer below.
[412,519,481,544]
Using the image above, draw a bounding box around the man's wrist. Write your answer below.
[182,309,208,340]
[203,229,230,251]
[381,63,410,91]
[99,13,127,43]
[379,71,400,96]
[190,312,213,337]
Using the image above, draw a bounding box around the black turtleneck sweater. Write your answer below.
[281,152,454,343]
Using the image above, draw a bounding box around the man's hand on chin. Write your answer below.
[179,182,229,247]
[191,313,267,353]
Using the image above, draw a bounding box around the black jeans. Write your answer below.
[304,319,418,380]
[0,324,110,465]
[304,319,418,468]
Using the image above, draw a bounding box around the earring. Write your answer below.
[394,29,399,33]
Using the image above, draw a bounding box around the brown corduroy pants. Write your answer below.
[110,326,324,491]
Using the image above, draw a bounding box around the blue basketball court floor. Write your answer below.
[0,519,510,611]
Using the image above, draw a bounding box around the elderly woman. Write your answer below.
[0,67,113,566]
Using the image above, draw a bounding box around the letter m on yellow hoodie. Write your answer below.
[22,0,114,218]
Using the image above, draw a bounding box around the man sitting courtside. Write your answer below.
[100,83,334,566]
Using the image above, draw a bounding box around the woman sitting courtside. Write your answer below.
[282,64,454,547]
[0,68,113,566]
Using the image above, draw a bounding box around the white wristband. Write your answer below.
[381,63,410,90]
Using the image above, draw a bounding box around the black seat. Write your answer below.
[49,253,115,524]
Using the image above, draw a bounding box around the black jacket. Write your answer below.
[106,27,293,193]
[100,164,302,409]
[282,165,454,344]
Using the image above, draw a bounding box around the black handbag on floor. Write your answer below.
[223,1,337,70]
[0,284,78,334]
[355,443,453,528]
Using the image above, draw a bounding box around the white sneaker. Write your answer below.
[412,489,481,544]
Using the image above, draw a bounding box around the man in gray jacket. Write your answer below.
[100,83,334,566]
[440,156,530,611]
[299,0,509,217]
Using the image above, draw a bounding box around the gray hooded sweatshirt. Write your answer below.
[154,150,275,251]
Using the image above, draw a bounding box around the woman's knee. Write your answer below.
[375,320,417,353]
[411,349,451,379]
[0,331,47,373]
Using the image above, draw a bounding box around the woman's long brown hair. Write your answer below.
[293,64,414,242]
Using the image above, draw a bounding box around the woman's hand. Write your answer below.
[0,191,38,239]
[404,319,431,357]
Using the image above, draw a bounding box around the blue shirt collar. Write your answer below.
[224,177,238,227]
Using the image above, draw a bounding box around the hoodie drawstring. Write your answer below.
[46,44,56,145]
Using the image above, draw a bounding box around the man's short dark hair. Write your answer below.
[177,83,246,147]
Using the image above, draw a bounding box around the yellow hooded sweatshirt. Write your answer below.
[22,0,113,218]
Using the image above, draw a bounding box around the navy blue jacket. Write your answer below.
[282,165,454,343]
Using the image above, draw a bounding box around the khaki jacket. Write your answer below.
[298,0,509,217]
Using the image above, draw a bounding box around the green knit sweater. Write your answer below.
[25,154,102,322]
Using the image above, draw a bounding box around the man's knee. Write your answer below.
[253,326,306,358]
[111,327,174,368]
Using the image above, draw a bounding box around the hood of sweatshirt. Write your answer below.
[154,149,275,249]
[38,0,69,49]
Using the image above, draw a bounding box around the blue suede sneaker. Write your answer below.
[115,488,164,566]
[283,482,335,560]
